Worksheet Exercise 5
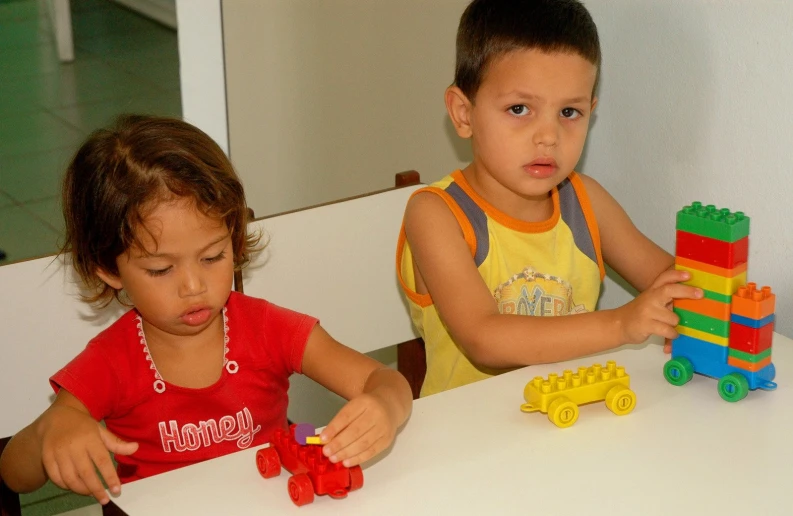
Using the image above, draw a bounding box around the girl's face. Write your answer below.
[97,198,235,343]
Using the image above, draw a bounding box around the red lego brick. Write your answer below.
[256,425,363,506]
[728,321,774,355]
[732,283,776,320]
[676,230,748,269]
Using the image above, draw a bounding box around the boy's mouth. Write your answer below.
[180,305,212,326]
[524,158,558,179]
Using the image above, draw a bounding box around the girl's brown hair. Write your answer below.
[61,115,259,306]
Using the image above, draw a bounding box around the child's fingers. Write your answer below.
[77,450,111,504]
[663,338,672,354]
[324,417,377,463]
[335,433,388,468]
[88,442,119,499]
[321,402,366,443]
[99,426,138,457]
[43,455,66,491]
[657,283,702,303]
[53,455,92,498]
[650,269,690,289]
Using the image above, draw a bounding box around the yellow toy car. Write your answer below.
[520,361,636,428]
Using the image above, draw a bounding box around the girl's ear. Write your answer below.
[96,268,123,290]
[445,85,474,139]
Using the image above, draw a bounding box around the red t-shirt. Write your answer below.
[50,292,317,482]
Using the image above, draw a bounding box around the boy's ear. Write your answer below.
[445,85,474,139]
[590,96,598,115]
[96,268,123,290]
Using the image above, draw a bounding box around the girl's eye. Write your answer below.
[509,105,529,116]
[561,107,582,120]
[146,267,171,277]
[204,251,227,264]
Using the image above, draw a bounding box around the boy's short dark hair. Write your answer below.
[454,0,601,100]
[61,115,259,306]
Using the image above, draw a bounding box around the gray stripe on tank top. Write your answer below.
[445,182,489,267]
[558,178,598,264]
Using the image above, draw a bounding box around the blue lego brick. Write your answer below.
[672,334,728,370]
[730,313,775,329]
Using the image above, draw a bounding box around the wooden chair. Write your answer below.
[0,172,426,515]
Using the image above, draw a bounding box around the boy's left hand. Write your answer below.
[318,392,398,467]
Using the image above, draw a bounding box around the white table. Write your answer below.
[111,334,793,515]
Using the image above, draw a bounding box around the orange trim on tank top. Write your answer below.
[449,170,560,233]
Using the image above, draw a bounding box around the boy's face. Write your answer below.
[449,49,598,203]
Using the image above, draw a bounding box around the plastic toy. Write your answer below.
[256,424,363,506]
[665,203,777,401]
[520,361,636,428]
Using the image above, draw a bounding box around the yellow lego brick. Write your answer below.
[676,325,729,346]
[520,361,635,428]
[305,436,322,445]
[675,263,746,296]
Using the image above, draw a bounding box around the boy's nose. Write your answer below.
[532,116,559,148]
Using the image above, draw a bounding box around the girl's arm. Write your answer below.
[403,187,700,370]
[300,324,412,467]
[0,390,137,504]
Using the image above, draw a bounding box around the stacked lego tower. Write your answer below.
[671,202,776,388]
[673,202,750,352]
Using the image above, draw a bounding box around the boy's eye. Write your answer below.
[146,267,171,277]
[561,107,582,119]
[509,105,529,116]
[204,251,227,264]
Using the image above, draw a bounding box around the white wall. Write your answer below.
[581,0,793,337]
[221,0,470,217]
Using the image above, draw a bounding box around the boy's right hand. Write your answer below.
[614,269,702,345]
[38,395,138,505]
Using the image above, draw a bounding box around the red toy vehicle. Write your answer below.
[256,424,364,506]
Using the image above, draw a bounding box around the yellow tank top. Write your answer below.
[397,170,604,397]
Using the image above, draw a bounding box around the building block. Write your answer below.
[293,423,318,445]
[731,313,775,329]
[729,321,774,355]
[674,297,730,321]
[728,347,772,363]
[675,262,746,296]
[676,230,748,269]
[731,283,776,320]
[673,307,730,337]
[256,424,363,506]
[520,361,635,428]
[671,334,729,365]
[702,289,733,304]
[676,202,750,242]
[677,325,729,346]
[728,355,773,372]
[674,256,747,278]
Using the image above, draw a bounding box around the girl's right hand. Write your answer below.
[614,269,702,345]
[38,397,138,505]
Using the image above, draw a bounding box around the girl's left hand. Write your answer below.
[318,392,398,467]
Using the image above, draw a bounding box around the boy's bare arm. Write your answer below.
[404,192,698,369]
[0,419,48,493]
[579,174,675,291]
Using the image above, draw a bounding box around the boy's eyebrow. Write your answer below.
[503,92,591,104]
[135,232,230,259]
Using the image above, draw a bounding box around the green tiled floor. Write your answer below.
[0,0,181,509]
[0,0,181,267]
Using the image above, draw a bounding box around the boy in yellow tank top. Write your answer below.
[397,0,703,397]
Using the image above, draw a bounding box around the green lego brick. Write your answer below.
[674,307,730,337]
[728,347,772,363]
[676,202,750,243]
[702,289,733,304]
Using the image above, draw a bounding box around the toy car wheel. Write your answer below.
[348,465,364,491]
[663,357,694,386]
[288,473,315,506]
[718,373,749,403]
[547,396,579,428]
[255,447,281,479]
[605,385,636,416]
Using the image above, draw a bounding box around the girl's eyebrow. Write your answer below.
[135,232,230,259]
